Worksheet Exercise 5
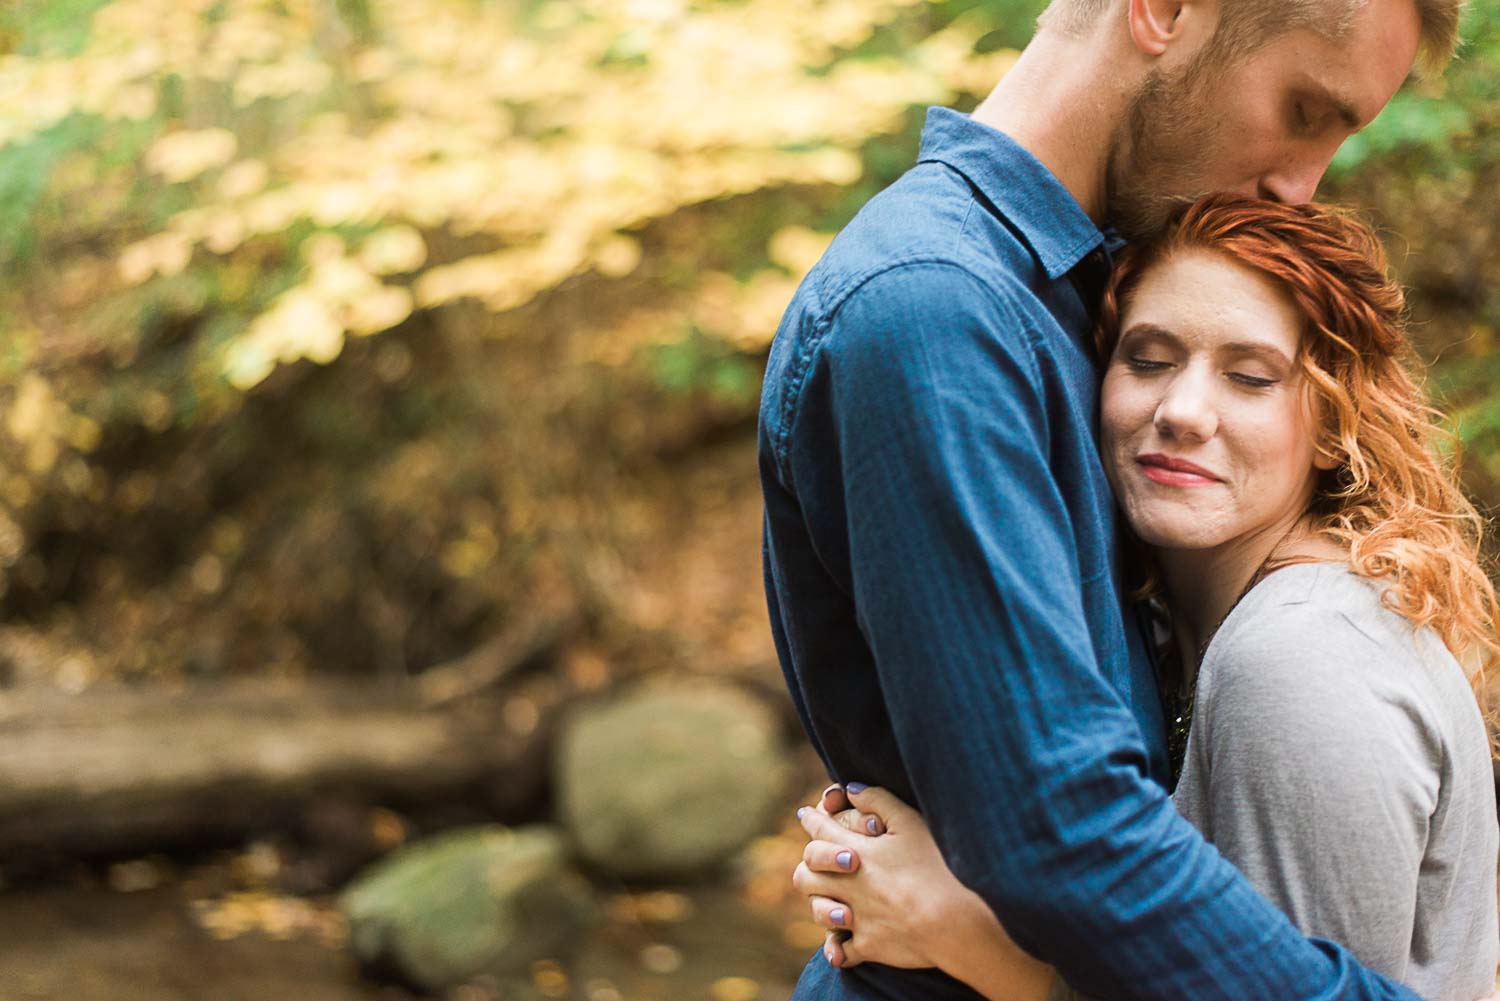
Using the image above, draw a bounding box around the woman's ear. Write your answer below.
[1313,438,1342,472]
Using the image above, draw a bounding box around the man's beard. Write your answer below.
[1105,58,1222,241]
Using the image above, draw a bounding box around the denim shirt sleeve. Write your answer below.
[774,260,1419,1001]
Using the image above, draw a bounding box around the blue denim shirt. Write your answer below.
[759,108,1417,1001]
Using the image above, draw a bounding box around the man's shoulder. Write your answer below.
[803,162,1042,325]
[760,161,1058,470]
[824,256,1028,328]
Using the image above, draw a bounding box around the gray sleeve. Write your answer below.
[1189,609,1439,982]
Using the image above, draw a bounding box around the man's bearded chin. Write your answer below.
[1105,67,1217,242]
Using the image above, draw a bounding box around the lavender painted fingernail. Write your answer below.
[846,782,868,794]
[865,817,879,834]
[798,807,809,819]
[831,907,846,926]
[836,850,853,870]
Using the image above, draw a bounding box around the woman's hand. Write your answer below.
[791,785,1054,1001]
[793,784,951,969]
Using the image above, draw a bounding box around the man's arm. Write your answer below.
[774,261,1419,1000]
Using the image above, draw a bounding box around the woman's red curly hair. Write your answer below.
[1097,193,1499,742]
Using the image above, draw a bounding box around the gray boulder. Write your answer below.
[339,824,595,991]
[557,681,791,878]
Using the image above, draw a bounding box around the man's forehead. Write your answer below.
[1329,0,1424,106]
[1253,7,1419,127]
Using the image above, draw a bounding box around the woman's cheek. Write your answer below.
[1099,371,1132,434]
[1102,382,1153,444]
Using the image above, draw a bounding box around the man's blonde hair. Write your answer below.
[1039,0,1465,76]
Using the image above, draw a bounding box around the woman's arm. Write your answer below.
[793,786,1056,1001]
[1185,620,1437,975]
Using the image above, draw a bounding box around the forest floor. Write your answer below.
[0,435,835,1001]
[4,439,1498,999]
[0,847,826,1001]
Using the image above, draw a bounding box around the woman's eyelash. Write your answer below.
[1125,357,1277,388]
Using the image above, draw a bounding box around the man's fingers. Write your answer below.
[809,893,853,930]
[803,839,860,873]
[844,784,913,830]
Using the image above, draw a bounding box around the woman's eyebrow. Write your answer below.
[1120,325,1293,366]
[1119,322,1176,341]
[1220,340,1293,365]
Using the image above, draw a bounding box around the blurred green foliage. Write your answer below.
[0,0,1495,686]
[1320,1,1500,479]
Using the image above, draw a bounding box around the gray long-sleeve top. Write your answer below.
[1170,562,1498,1000]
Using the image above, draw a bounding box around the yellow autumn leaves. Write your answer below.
[144,128,239,184]
[3,0,1016,395]
[224,231,419,389]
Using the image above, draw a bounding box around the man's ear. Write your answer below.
[1127,0,1206,57]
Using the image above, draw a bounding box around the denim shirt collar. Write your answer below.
[917,106,1106,281]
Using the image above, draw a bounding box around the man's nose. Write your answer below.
[1154,373,1218,442]
[1258,154,1335,205]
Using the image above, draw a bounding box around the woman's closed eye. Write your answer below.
[1228,372,1279,389]
[1125,356,1279,390]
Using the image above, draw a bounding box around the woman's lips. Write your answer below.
[1137,453,1220,487]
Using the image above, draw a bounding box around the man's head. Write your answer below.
[1041,0,1459,239]
[1042,0,1460,69]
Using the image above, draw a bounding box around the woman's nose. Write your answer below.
[1153,373,1218,442]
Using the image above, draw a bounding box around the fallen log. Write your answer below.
[0,676,553,860]
[416,603,581,708]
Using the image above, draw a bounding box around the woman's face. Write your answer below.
[1100,249,1329,553]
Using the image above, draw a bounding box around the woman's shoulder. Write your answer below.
[1200,562,1475,735]
[1211,562,1436,669]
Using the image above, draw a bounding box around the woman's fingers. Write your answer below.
[797,804,860,845]
[831,807,884,836]
[819,783,852,816]
[803,839,860,873]
[792,860,854,900]
[824,930,863,969]
[818,784,886,834]
[808,893,853,930]
[822,931,844,968]
[844,784,917,832]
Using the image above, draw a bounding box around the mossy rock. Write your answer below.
[556,682,791,878]
[339,824,596,991]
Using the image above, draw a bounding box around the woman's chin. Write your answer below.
[1127,513,1230,552]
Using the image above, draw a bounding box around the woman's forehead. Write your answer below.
[1124,249,1303,353]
